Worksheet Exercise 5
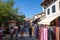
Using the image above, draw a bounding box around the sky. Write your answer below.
[14,0,43,18]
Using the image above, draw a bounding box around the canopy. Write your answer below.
[38,15,60,25]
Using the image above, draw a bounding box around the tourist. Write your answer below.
[9,27,14,40]
[14,26,19,40]
[0,27,3,40]
[34,23,39,38]
[20,23,24,37]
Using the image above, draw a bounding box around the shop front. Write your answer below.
[38,15,60,40]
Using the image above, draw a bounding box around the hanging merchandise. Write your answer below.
[48,27,56,40]
[59,27,60,40]
[43,28,48,40]
[39,26,60,40]
[39,27,48,40]
[40,27,44,40]
[55,27,59,40]
[38,27,42,40]
[38,27,40,40]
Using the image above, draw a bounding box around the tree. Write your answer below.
[0,0,18,26]
[0,0,26,27]
[17,15,25,23]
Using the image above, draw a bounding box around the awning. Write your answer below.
[38,15,60,25]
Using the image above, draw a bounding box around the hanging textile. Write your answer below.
[38,27,40,40]
[48,27,56,40]
[39,27,42,40]
[59,27,60,40]
[43,28,48,40]
[55,27,59,40]
[39,27,44,40]
[39,27,48,40]
[39,26,60,40]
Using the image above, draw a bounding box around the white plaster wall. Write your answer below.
[34,16,38,19]
[58,0,60,1]
[45,0,60,17]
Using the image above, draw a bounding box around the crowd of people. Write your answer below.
[0,20,39,40]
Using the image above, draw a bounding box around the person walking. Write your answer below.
[28,21,32,37]
[9,27,15,40]
[20,23,24,40]
[20,24,24,37]
[14,26,19,40]
[34,23,39,39]
[24,21,32,37]
[0,27,3,40]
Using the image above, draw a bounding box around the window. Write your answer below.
[52,5,56,13]
[58,17,60,22]
[47,9,50,15]
[59,2,60,10]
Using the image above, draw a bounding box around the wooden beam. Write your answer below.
[41,0,53,6]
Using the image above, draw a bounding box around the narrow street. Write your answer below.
[2,36,38,40]
[2,32,38,40]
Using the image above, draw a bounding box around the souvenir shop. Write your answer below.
[38,16,60,40]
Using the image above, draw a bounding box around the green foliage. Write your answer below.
[17,15,25,23]
[0,0,16,23]
[0,0,25,26]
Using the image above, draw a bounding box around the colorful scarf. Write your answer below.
[39,27,48,40]
[55,27,59,40]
